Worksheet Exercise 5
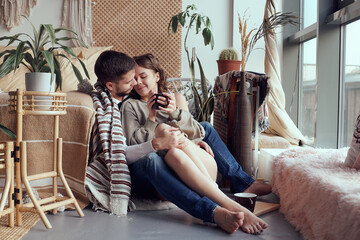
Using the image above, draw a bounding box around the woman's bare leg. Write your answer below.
[164,148,267,234]
[181,140,218,182]
[155,124,216,182]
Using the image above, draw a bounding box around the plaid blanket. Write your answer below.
[85,82,134,215]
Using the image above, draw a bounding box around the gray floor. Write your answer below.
[22,193,303,240]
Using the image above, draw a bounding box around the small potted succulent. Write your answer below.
[0,16,89,91]
[217,48,241,76]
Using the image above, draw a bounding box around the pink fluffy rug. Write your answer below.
[271,147,360,240]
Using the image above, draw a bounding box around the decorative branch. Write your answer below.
[238,10,298,72]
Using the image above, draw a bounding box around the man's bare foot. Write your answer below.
[241,209,268,234]
[213,207,244,233]
[244,181,272,196]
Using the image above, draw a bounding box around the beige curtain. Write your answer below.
[263,0,306,145]
[62,0,93,47]
[0,0,37,30]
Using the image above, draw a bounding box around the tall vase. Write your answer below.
[233,72,252,176]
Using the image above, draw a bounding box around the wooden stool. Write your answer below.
[8,89,84,229]
[0,141,15,227]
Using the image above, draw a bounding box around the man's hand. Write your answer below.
[197,141,214,157]
[152,126,188,151]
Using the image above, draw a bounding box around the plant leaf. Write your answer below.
[70,62,83,83]
[0,54,16,77]
[54,27,77,35]
[53,57,62,90]
[77,58,90,79]
[0,123,16,139]
[14,42,26,69]
[179,15,185,26]
[197,57,208,103]
[202,28,212,46]
[43,24,56,47]
[42,50,55,85]
[171,16,178,34]
[196,15,201,34]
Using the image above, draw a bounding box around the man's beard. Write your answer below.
[114,86,133,97]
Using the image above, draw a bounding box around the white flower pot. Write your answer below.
[25,73,56,109]
[25,72,55,92]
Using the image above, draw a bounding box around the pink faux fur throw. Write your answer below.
[271,147,360,240]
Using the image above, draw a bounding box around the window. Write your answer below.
[299,38,317,146]
[340,19,360,147]
[302,0,317,28]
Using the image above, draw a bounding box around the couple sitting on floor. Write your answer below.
[84,50,272,235]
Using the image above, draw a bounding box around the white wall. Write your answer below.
[0,0,63,36]
[181,0,233,84]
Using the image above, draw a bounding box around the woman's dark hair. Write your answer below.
[131,53,168,99]
[94,50,135,85]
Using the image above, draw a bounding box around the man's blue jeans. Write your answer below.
[200,121,254,192]
[129,152,218,223]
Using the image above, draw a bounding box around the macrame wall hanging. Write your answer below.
[92,0,182,78]
[62,0,93,47]
[0,0,37,30]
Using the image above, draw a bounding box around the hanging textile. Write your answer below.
[62,0,93,47]
[263,0,306,145]
[0,0,37,30]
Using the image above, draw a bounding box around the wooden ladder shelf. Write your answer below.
[8,89,84,229]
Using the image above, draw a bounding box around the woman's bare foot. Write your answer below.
[213,207,244,233]
[244,181,272,196]
[241,209,268,234]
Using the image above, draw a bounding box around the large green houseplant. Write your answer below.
[0,16,89,90]
[168,4,215,122]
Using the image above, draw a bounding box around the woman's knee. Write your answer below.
[166,148,187,166]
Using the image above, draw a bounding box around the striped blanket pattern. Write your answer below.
[85,82,132,215]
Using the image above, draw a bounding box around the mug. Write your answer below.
[151,93,169,110]
[234,193,257,212]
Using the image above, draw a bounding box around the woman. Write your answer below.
[121,53,268,234]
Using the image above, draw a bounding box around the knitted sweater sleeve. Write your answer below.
[122,100,158,145]
[167,108,205,142]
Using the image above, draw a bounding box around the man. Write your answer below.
[85,50,270,234]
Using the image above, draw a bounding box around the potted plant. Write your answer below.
[217,48,241,75]
[0,16,89,91]
[168,4,215,122]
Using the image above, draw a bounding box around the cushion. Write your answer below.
[344,113,360,168]
[251,132,291,150]
[56,46,113,91]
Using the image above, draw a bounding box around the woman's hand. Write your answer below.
[158,92,176,114]
[197,141,214,157]
[147,91,157,121]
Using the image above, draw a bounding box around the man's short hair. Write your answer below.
[94,50,136,85]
